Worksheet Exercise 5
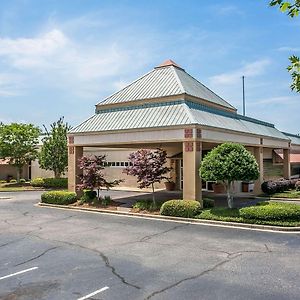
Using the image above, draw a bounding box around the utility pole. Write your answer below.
[242,75,245,116]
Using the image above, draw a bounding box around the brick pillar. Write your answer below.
[183,141,202,206]
[254,147,264,194]
[283,148,291,179]
[68,145,83,195]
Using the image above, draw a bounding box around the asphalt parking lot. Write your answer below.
[0,191,300,300]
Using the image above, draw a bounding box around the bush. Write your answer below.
[31,177,45,187]
[133,199,163,212]
[41,191,77,205]
[261,179,296,195]
[160,200,201,218]
[9,179,17,183]
[20,178,26,183]
[0,180,6,184]
[203,198,215,208]
[295,181,300,191]
[240,202,300,221]
[101,195,111,206]
[31,177,68,188]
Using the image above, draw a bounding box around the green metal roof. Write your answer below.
[70,100,288,140]
[97,64,235,111]
[282,132,300,145]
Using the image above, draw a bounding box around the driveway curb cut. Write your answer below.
[37,203,300,233]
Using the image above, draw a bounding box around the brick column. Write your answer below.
[182,141,202,206]
[283,148,291,179]
[254,147,264,194]
[68,145,83,195]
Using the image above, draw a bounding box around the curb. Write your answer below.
[37,203,300,233]
[256,196,300,202]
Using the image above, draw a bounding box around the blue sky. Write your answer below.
[0,0,299,133]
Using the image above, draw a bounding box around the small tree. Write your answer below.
[39,117,70,178]
[124,148,171,205]
[0,123,40,182]
[199,143,259,208]
[77,155,122,198]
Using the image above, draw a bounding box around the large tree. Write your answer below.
[0,123,40,182]
[199,143,259,208]
[270,0,300,92]
[77,155,122,198]
[39,117,70,178]
[124,148,171,205]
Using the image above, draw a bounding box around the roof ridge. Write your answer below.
[177,68,236,110]
[96,69,154,106]
[171,66,185,94]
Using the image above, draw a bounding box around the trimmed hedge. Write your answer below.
[41,191,77,205]
[240,202,300,221]
[203,198,215,208]
[296,181,300,192]
[261,179,298,195]
[31,177,68,188]
[160,200,201,218]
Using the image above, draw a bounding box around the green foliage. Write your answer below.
[0,123,40,182]
[41,191,77,205]
[240,202,300,221]
[269,1,300,92]
[30,177,45,187]
[30,177,68,188]
[0,180,6,184]
[196,202,300,226]
[9,179,17,183]
[287,55,300,92]
[80,189,97,204]
[39,117,70,178]
[270,0,300,17]
[296,181,300,191]
[133,199,164,212]
[160,200,201,218]
[203,198,215,208]
[200,143,259,183]
[101,195,112,206]
[20,179,26,183]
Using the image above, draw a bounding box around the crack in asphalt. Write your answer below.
[144,243,273,299]
[144,258,238,300]
[113,224,189,247]
[25,233,141,290]
[14,246,59,267]
[0,237,25,248]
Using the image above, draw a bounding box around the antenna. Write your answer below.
[242,76,246,116]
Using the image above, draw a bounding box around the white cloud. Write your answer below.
[210,4,244,16]
[277,46,300,52]
[209,59,271,85]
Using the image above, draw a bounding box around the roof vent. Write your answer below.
[155,59,184,70]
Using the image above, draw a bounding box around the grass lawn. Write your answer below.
[268,190,300,199]
[0,183,44,192]
[196,202,300,227]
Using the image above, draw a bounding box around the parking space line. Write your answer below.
[0,266,38,281]
[77,286,109,300]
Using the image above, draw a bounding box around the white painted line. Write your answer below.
[77,286,109,300]
[0,266,38,281]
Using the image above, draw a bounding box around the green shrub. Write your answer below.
[41,191,77,205]
[31,177,68,188]
[9,179,17,183]
[160,200,201,218]
[203,198,215,208]
[101,195,111,206]
[133,199,163,212]
[20,178,26,183]
[240,202,300,221]
[0,180,6,184]
[31,177,45,187]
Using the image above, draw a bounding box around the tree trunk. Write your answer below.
[16,167,22,183]
[54,170,61,179]
[151,183,156,206]
[226,181,234,209]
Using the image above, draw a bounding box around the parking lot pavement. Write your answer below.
[0,191,300,299]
